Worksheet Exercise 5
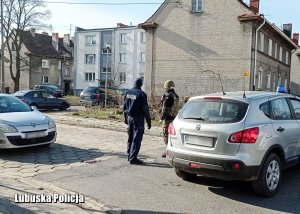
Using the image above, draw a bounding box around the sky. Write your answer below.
[45,0,300,39]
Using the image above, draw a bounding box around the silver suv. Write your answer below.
[166,91,300,197]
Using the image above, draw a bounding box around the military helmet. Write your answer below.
[163,80,175,88]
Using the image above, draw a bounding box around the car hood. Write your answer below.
[0,111,49,126]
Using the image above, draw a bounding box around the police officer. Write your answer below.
[160,80,179,158]
[123,78,151,165]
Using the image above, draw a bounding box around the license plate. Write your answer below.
[184,135,213,147]
[25,131,46,139]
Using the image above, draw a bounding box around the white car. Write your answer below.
[0,94,56,148]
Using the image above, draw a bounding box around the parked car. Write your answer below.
[80,86,118,107]
[14,90,70,110]
[0,94,56,148]
[33,85,63,98]
[166,91,300,197]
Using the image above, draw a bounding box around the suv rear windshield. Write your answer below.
[179,98,248,123]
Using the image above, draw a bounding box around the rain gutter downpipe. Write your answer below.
[253,14,266,91]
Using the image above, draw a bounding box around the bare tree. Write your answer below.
[2,0,51,92]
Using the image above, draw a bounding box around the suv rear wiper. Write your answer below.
[183,117,205,121]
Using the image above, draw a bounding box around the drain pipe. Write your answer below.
[253,14,266,91]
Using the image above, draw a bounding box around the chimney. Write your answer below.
[250,0,260,13]
[293,33,299,46]
[52,33,59,51]
[63,34,70,44]
[117,23,127,28]
[283,23,292,38]
[29,28,35,37]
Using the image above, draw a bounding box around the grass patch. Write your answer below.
[65,95,80,106]
[72,107,161,126]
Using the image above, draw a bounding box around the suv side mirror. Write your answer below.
[31,105,37,111]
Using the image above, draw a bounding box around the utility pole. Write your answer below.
[1,0,5,93]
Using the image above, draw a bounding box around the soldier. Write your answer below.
[123,78,151,165]
[160,80,179,158]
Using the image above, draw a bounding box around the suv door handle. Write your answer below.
[277,127,285,132]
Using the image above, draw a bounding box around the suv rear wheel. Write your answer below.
[175,169,196,181]
[252,153,281,197]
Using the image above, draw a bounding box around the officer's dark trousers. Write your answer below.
[127,116,145,161]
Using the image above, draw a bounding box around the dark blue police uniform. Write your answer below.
[123,78,151,165]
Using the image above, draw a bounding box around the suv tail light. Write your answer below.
[228,127,259,144]
[96,93,101,100]
[168,122,176,136]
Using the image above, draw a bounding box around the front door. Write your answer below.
[270,97,300,162]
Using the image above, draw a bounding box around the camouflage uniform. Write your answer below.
[161,83,179,146]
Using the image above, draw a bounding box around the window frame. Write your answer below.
[120,33,127,44]
[119,53,126,63]
[191,0,203,12]
[84,72,95,81]
[140,52,146,62]
[140,32,146,43]
[85,54,96,64]
[270,98,292,120]
[119,72,126,82]
[85,35,96,45]
[42,75,49,84]
[42,59,50,68]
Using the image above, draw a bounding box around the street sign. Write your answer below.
[242,71,249,77]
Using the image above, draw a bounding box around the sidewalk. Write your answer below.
[46,112,163,137]
[0,176,121,214]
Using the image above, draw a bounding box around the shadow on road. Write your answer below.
[143,162,173,169]
[183,165,300,213]
[0,143,104,165]
[0,197,36,214]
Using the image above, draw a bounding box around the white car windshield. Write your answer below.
[0,96,31,113]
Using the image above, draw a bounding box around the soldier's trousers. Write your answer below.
[163,119,173,146]
[127,116,145,161]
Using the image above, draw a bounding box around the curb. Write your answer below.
[21,178,122,214]
[52,118,162,137]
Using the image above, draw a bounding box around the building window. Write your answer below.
[64,67,70,77]
[140,52,145,62]
[102,67,111,73]
[58,61,62,70]
[42,76,48,84]
[120,33,127,44]
[86,35,96,45]
[85,73,95,81]
[119,72,126,82]
[267,73,271,89]
[192,0,203,12]
[119,53,126,63]
[278,73,282,85]
[259,32,264,52]
[140,32,146,43]
[279,46,283,61]
[268,39,272,56]
[85,54,96,64]
[42,59,50,68]
[101,48,112,54]
[58,77,61,86]
[257,67,263,89]
[286,51,289,64]
[274,42,278,59]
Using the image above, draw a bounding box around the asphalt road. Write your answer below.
[34,123,300,214]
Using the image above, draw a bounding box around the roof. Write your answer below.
[19,30,72,58]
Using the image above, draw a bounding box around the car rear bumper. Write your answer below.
[166,149,259,181]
